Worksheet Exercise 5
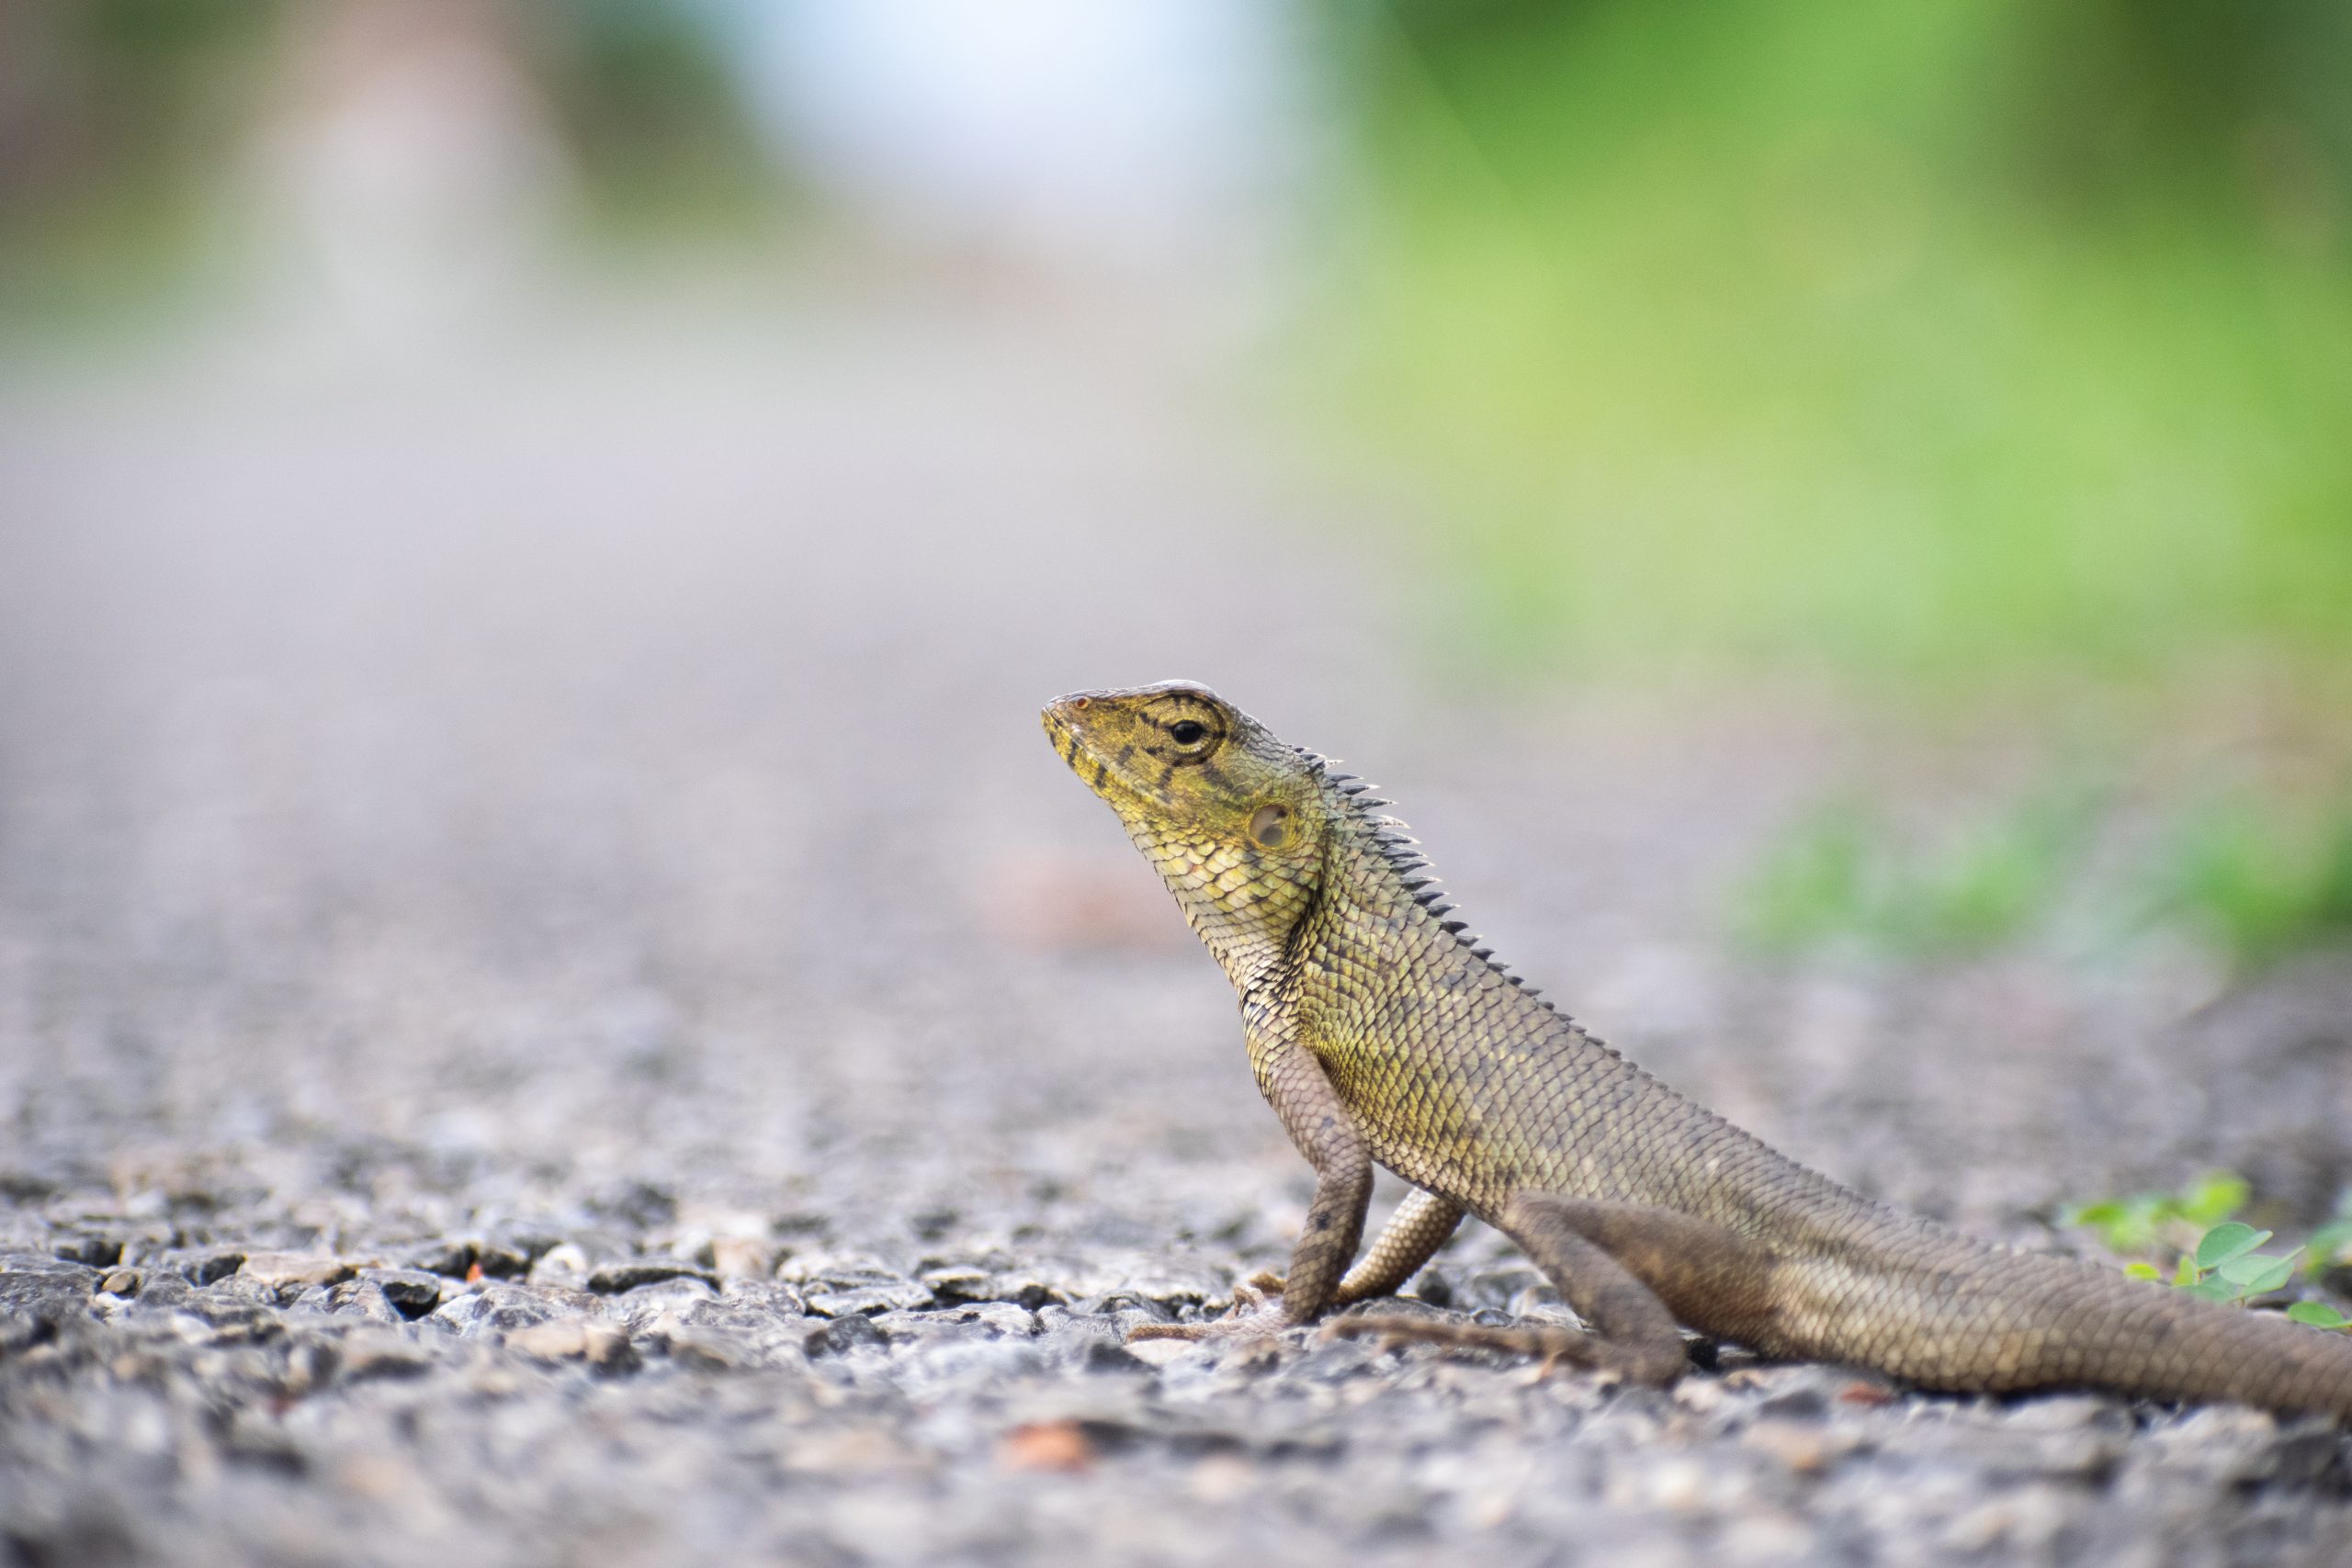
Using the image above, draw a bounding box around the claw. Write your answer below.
[1126,1321,1213,1343]
[1125,1298,1302,1348]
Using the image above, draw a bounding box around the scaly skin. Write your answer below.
[1043,680,2352,1417]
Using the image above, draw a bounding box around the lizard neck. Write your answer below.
[1309,774,1560,1011]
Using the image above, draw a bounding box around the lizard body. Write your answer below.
[1044,681,2352,1418]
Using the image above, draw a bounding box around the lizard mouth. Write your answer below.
[1041,697,1133,805]
[1041,693,1176,816]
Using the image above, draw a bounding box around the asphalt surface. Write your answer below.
[4,284,2351,1567]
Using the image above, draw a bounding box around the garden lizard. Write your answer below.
[1043,681,2352,1418]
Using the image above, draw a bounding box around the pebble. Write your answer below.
[358,1269,445,1317]
[291,1278,403,1325]
[238,1253,356,1292]
[708,1237,774,1280]
[586,1260,717,1294]
[504,1319,635,1370]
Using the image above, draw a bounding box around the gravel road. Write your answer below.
[4,287,2350,1566]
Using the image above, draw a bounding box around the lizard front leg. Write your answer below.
[1130,1037,1372,1343]
[1336,1189,1464,1303]
[1249,1188,1465,1304]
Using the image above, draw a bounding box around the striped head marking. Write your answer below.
[1042,682,1326,977]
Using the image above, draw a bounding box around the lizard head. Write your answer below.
[1042,682,1326,976]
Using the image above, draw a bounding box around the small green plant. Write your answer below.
[2065,1171,2248,1257]
[2067,1174,2352,1328]
[2301,1190,2352,1280]
[2133,1222,2302,1306]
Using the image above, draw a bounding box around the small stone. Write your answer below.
[472,1240,534,1279]
[292,1278,403,1325]
[617,1275,721,1334]
[1186,1454,1257,1503]
[429,1282,597,1338]
[1742,1418,1856,1475]
[401,1235,532,1280]
[238,1252,355,1292]
[1755,1386,1829,1422]
[2000,1394,2109,1430]
[171,1249,246,1286]
[1081,1339,1152,1374]
[1119,1263,1231,1311]
[1640,1457,1715,1513]
[0,1253,97,1329]
[663,1328,758,1371]
[775,1251,908,1288]
[805,1282,931,1318]
[506,1318,635,1369]
[873,1302,1035,1341]
[587,1179,677,1231]
[338,1333,435,1382]
[1123,1337,1197,1368]
[999,1419,1095,1473]
[402,1239,476,1278]
[1672,1376,1731,1415]
[587,1259,717,1294]
[531,1244,591,1282]
[806,1314,888,1357]
[51,1234,123,1269]
[1408,1269,1454,1308]
[358,1269,443,1318]
[919,1264,991,1303]
[716,1279,807,1315]
[709,1236,773,1280]
[986,1272,1063,1311]
[1836,1378,1897,1407]
[99,1269,141,1297]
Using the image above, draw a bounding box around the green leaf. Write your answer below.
[2217,1253,2299,1295]
[2172,1256,2202,1287]
[2304,1221,2352,1273]
[2288,1301,2350,1329]
[2183,1276,2237,1303]
[2196,1223,2268,1270]
[2181,1173,2249,1228]
[2068,1201,2124,1229]
[2122,1261,2162,1281]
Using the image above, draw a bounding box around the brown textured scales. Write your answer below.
[1043,681,2352,1418]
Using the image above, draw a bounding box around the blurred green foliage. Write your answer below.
[2154,795,2352,964]
[525,0,779,227]
[1738,784,2352,966]
[0,0,278,312]
[2068,1170,2249,1257]
[1318,1,2352,679]
[1736,785,2098,957]
[0,0,776,317]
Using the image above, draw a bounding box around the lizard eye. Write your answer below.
[1169,720,1210,747]
[1247,803,1291,849]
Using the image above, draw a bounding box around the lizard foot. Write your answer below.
[1323,1313,1687,1387]
[1126,1280,1305,1345]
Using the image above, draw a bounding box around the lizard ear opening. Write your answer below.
[1247,803,1292,849]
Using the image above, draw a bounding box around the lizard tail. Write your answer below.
[2024,1254,2352,1419]
[1802,1238,2352,1418]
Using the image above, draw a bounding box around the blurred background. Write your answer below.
[4,0,2351,1235]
